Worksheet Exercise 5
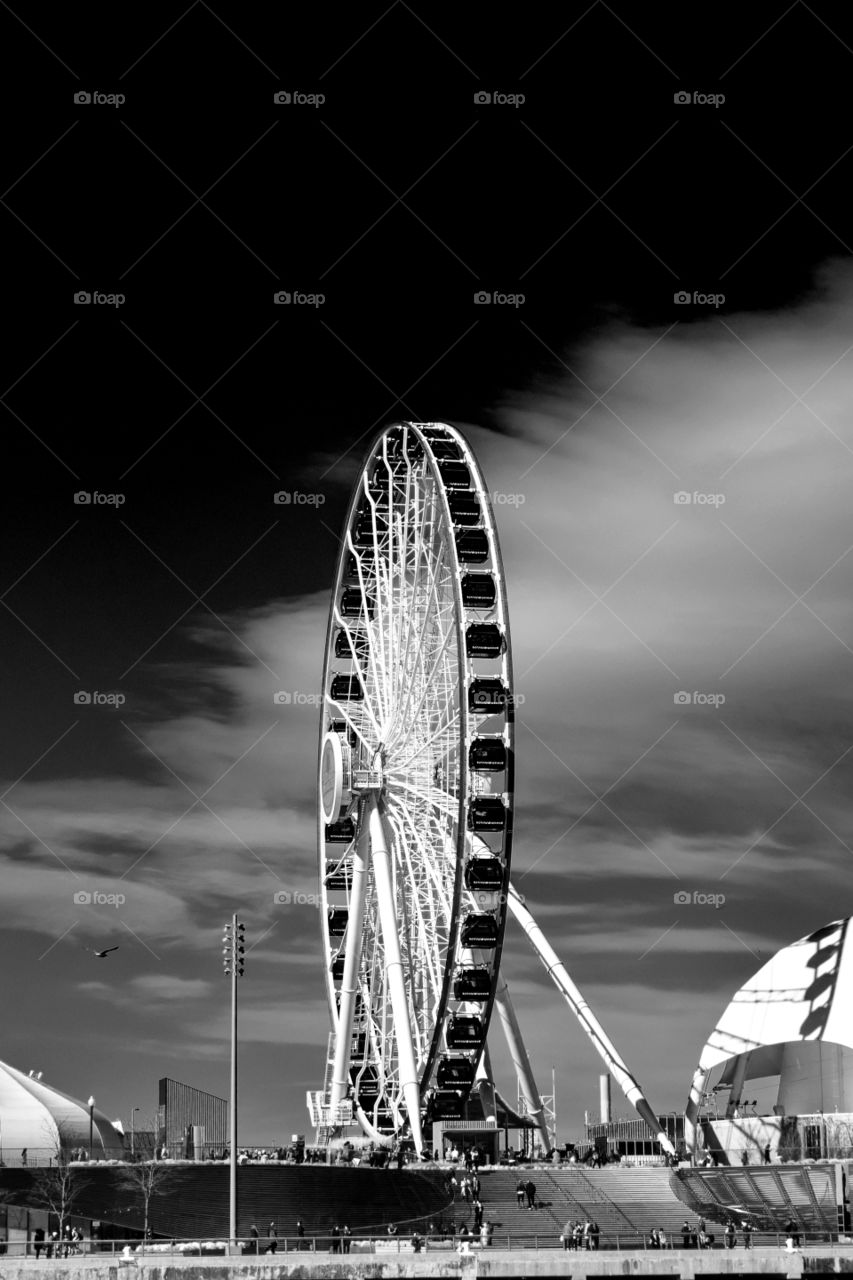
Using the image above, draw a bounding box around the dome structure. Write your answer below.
[0,1058,125,1161]
[685,917,853,1153]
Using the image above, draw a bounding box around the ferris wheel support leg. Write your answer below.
[475,1042,499,1124]
[493,978,553,1155]
[684,1065,709,1161]
[367,796,424,1156]
[507,883,676,1157]
[329,816,370,1112]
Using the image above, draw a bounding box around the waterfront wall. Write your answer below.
[0,1247,844,1280]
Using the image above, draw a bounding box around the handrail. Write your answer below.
[4,1229,853,1260]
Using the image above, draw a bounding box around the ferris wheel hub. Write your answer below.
[351,760,384,793]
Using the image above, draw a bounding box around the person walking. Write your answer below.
[342,1225,351,1254]
[742,1221,752,1249]
[32,1227,45,1260]
[525,1178,536,1209]
[267,1222,277,1254]
[763,1142,771,1164]
[516,1177,526,1207]
[590,1221,600,1251]
[681,1220,691,1249]
[472,1198,483,1230]
[249,1224,260,1255]
[725,1222,736,1250]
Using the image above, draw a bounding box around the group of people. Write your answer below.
[442,1142,486,1170]
[515,1177,537,1208]
[450,1169,481,1201]
[561,1219,600,1250]
[679,1218,718,1249]
[31,1226,85,1258]
[456,1221,493,1252]
[248,1222,280,1254]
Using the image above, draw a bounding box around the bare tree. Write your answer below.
[28,1122,90,1246]
[117,1158,175,1241]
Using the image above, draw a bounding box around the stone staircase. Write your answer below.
[451,1165,708,1248]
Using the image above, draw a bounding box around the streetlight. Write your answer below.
[130,1107,140,1158]
[88,1097,95,1161]
[222,915,245,1251]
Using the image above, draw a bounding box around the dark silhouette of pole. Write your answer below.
[223,915,245,1248]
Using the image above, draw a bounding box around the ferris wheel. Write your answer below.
[311,421,676,1160]
[315,422,514,1154]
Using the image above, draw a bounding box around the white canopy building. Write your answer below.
[685,917,853,1156]
[0,1058,124,1163]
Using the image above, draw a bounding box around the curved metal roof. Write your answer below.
[697,917,853,1075]
[0,1058,124,1158]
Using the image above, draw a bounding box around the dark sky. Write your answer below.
[3,2,853,1144]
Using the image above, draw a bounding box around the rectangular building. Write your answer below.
[158,1078,228,1159]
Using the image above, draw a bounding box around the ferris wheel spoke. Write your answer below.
[386,592,456,757]
[393,457,417,712]
[386,530,449,752]
[394,703,461,773]
[384,801,445,1003]
[332,586,385,737]
[390,475,446,731]
[385,778,457,829]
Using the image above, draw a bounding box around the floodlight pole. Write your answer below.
[230,925,237,1245]
[223,914,245,1249]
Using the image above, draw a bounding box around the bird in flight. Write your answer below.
[82,946,120,958]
